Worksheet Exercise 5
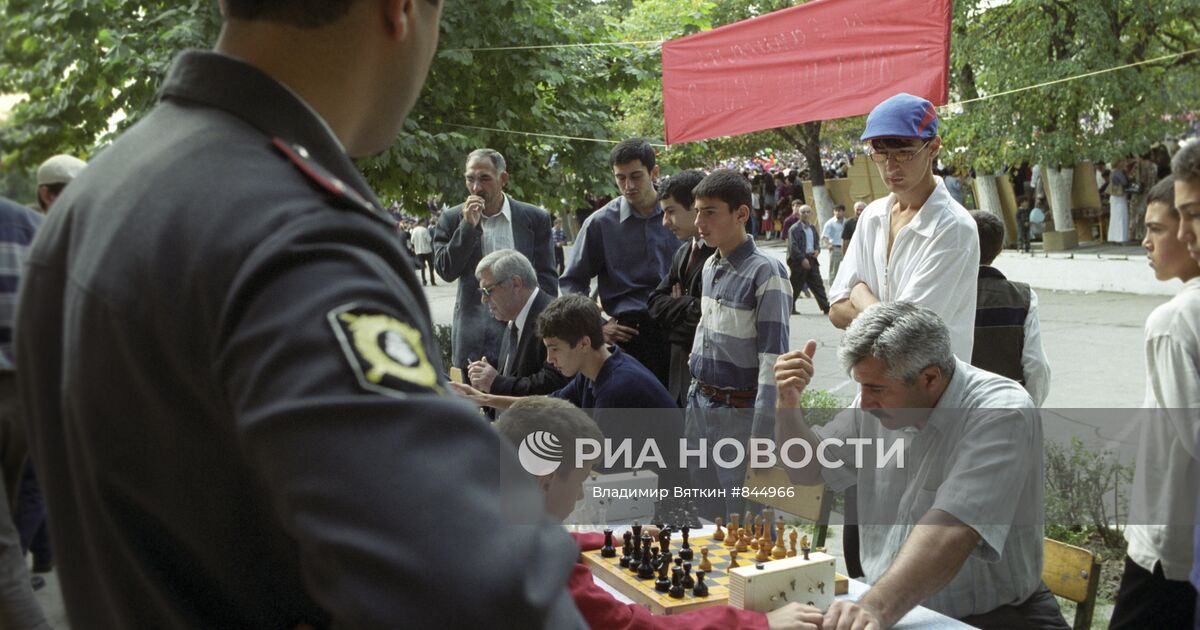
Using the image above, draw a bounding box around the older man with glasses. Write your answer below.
[827,93,979,362]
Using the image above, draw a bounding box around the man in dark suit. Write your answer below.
[647,170,714,406]
[434,149,558,370]
[467,249,567,398]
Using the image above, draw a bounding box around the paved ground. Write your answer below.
[33,241,1168,628]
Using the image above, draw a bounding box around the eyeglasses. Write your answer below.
[868,141,930,164]
[478,278,510,298]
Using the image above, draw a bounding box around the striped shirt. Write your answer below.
[688,236,791,415]
[0,197,42,369]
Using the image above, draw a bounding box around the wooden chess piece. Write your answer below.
[693,570,710,597]
[682,563,695,589]
[735,528,749,553]
[637,536,655,579]
[678,526,693,561]
[772,522,787,559]
[728,549,740,568]
[713,517,725,541]
[620,531,633,567]
[787,530,798,558]
[601,529,617,558]
[725,514,739,547]
[755,540,770,563]
[669,568,685,598]
[698,547,712,572]
[800,535,810,561]
[655,559,671,592]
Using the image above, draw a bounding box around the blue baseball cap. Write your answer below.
[860,93,939,142]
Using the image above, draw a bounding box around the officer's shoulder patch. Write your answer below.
[328,303,441,398]
[271,138,379,216]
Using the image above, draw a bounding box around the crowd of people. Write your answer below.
[0,2,1196,630]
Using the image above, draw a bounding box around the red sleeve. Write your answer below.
[569,536,769,630]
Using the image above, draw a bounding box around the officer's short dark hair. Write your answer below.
[224,0,438,27]
[609,139,656,172]
[657,169,705,208]
[538,295,604,350]
[1147,176,1177,217]
[692,169,752,214]
[1172,140,1200,185]
[971,211,1005,266]
[496,397,604,475]
[834,204,846,212]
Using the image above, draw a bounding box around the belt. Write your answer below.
[695,381,757,408]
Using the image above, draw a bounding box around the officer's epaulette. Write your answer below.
[271,137,379,216]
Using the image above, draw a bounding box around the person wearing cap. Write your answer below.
[35,154,87,212]
[828,93,979,361]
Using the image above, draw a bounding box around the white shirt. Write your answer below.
[480,195,516,256]
[817,360,1044,618]
[822,217,845,247]
[1022,289,1051,407]
[512,287,540,348]
[410,225,433,254]
[1126,277,1200,580]
[829,177,979,360]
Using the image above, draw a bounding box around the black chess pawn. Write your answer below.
[678,525,693,561]
[658,550,672,572]
[655,559,671,593]
[693,570,709,597]
[631,528,644,564]
[668,568,685,598]
[637,536,655,579]
[682,562,695,589]
[620,531,633,568]
[601,529,617,558]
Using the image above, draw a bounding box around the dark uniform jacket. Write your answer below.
[432,200,558,369]
[15,51,583,629]
[490,289,567,397]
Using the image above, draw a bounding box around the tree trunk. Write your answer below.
[775,121,833,224]
[1045,166,1075,231]
[974,174,1006,243]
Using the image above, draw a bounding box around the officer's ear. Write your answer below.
[382,0,414,41]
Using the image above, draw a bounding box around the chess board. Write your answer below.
[583,534,849,616]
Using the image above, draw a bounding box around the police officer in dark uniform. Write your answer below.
[15,1,584,628]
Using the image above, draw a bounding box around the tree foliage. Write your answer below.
[944,0,1200,171]
[1,0,1197,208]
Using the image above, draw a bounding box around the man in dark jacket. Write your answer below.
[433,148,558,370]
[467,249,567,398]
[647,170,714,406]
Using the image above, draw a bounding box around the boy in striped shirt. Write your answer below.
[685,170,792,520]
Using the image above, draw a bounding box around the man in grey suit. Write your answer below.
[434,149,558,370]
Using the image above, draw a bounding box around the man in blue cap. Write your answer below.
[828,92,979,361]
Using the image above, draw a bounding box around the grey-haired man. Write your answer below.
[775,302,1067,630]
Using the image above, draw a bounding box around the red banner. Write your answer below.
[662,0,952,144]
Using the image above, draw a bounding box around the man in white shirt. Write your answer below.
[968,211,1051,406]
[821,204,846,283]
[410,220,435,286]
[775,303,1068,630]
[828,93,979,360]
[1110,175,1200,628]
